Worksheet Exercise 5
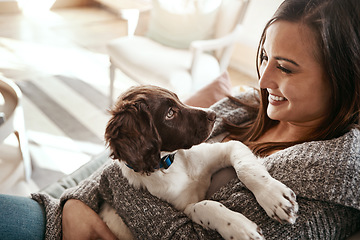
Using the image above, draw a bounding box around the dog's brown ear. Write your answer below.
[105,101,161,174]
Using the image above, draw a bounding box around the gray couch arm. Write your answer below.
[40,150,111,198]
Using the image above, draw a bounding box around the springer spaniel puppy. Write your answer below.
[100,85,298,240]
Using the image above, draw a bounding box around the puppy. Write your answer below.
[100,85,298,240]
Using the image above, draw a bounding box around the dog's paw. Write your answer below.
[186,201,264,240]
[254,179,298,224]
[217,211,265,240]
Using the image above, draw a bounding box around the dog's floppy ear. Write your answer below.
[105,100,162,174]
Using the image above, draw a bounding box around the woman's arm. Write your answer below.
[62,199,117,240]
[59,163,121,239]
[37,163,113,240]
[31,163,112,239]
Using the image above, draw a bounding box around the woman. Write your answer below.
[1,0,360,239]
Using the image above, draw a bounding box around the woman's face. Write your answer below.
[259,21,331,128]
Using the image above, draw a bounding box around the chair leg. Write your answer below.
[13,107,31,182]
[109,63,116,107]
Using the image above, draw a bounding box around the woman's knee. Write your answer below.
[0,194,46,240]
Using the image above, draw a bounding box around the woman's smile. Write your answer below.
[268,93,287,105]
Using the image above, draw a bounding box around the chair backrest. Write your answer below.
[213,0,250,61]
[146,0,249,49]
[214,0,250,39]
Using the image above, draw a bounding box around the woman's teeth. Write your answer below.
[269,94,286,101]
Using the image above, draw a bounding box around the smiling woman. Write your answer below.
[225,0,360,156]
[258,21,332,139]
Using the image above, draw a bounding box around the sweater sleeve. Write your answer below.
[58,162,110,211]
[263,128,360,211]
[30,193,62,239]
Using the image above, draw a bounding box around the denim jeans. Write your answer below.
[0,194,45,240]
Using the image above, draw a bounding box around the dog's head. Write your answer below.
[105,85,216,174]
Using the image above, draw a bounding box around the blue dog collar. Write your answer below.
[126,153,176,171]
[159,153,175,169]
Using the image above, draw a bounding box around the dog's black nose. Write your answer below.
[207,110,216,122]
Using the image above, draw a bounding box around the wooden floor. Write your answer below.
[0,5,257,196]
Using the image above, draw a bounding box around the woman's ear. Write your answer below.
[105,101,162,174]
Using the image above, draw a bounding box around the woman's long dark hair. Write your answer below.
[226,0,360,157]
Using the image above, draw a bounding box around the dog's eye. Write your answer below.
[166,108,175,120]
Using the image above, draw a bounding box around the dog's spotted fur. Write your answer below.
[100,85,298,240]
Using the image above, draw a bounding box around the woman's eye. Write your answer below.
[260,52,268,63]
[166,108,175,119]
[277,65,292,74]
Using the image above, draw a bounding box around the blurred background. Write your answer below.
[0,0,283,196]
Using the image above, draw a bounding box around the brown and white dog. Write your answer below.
[100,85,298,240]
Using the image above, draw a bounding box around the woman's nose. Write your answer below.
[259,64,277,89]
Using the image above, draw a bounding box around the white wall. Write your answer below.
[230,0,283,78]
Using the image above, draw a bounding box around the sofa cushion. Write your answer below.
[184,71,232,108]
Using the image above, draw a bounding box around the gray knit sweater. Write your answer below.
[32,91,360,239]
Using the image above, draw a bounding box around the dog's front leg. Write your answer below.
[184,200,264,240]
[225,141,298,224]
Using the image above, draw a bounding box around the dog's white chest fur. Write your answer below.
[119,150,209,210]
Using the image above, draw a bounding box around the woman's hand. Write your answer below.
[62,199,118,240]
